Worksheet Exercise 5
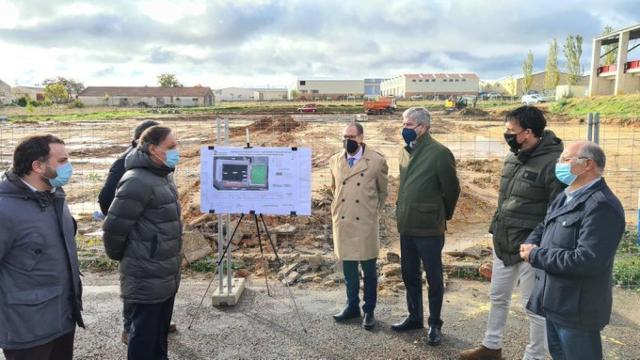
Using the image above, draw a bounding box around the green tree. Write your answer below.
[289,89,300,99]
[544,39,560,90]
[522,50,534,94]
[602,25,617,66]
[563,34,583,85]
[44,82,69,104]
[157,73,182,87]
[43,77,84,96]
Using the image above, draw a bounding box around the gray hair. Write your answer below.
[403,107,431,126]
[578,141,606,173]
[345,122,364,135]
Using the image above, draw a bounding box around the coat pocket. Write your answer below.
[542,275,580,317]
[6,286,64,343]
[10,233,45,271]
[407,202,443,230]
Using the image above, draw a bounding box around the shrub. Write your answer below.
[68,99,85,108]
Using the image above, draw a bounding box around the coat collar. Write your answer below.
[546,178,607,220]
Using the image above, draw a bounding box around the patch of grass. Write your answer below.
[548,94,640,121]
[187,255,246,273]
[614,230,640,289]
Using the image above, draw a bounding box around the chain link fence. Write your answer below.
[0,111,638,288]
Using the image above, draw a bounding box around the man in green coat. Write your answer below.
[391,107,460,346]
[461,106,564,360]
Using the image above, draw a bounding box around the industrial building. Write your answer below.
[78,86,214,107]
[589,23,640,96]
[295,79,364,100]
[214,87,288,101]
[380,73,479,98]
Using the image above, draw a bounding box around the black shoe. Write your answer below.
[390,317,424,332]
[333,307,361,322]
[427,326,442,346]
[362,313,375,330]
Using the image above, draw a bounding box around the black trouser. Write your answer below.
[128,296,175,360]
[399,234,445,329]
[3,329,75,360]
[343,258,378,314]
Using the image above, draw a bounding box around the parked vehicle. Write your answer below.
[297,103,317,113]
[363,97,396,115]
[444,97,467,114]
[521,94,544,105]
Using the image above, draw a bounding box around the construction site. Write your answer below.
[1,107,639,358]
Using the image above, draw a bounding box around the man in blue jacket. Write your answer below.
[0,135,84,360]
[520,141,625,360]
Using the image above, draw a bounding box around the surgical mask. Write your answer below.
[402,127,418,145]
[555,163,576,185]
[47,162,73,188]
[165,149,180,168]
[343,139,359,154]
[504,132,522,154]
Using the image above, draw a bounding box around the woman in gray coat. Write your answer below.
[103,125,182,360]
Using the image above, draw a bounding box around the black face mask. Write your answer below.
[504,132,522,154]
[343,139,359,154]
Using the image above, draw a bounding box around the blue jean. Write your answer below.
[546,319,602,360]
[343,258,377,314]
[399,234,445,328]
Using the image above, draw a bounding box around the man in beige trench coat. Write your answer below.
[329,122,388,330]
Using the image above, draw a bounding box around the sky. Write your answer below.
[0,0,638,89]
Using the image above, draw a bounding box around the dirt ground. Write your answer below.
[0,272,637,360]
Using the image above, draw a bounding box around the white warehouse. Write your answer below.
[380,73,479,98]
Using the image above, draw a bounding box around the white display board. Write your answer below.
[200,146,312,216]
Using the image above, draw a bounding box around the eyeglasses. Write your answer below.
[343,135,358,140]
[557,156,590,163]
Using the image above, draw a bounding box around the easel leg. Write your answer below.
[253,212,271,297]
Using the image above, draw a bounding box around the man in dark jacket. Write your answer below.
[520,141,625,360]
[98,119,159,215]
[391,107,460,346]
[461,106,564,360]
[97,119,159,344]
[103,126,182,360]
[0,135,84,360]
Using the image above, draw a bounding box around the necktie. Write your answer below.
[348,158,355,168]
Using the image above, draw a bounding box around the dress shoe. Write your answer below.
[169,322,178,333]
[390,317,424,332]
[427,326,442,346]
[333,307,361,322]
[362,313,375,330]
[459,345,502,360]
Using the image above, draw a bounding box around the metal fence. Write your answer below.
[0,112,639,288]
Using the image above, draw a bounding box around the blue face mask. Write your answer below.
[402,127,418,145]
[555,163,576,185]
[48,162,73,188]
[165,149,180,168]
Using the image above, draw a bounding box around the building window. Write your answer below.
[462,79,467,82]
[419,80,423,82]
[300,90,308,94]
[311,90,319,94]
[412,79,416,82]
[299,80,306,86]
[455,79,459,82]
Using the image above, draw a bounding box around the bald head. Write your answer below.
[566,141,606,173]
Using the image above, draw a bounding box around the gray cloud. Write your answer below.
[1,0,639,85]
